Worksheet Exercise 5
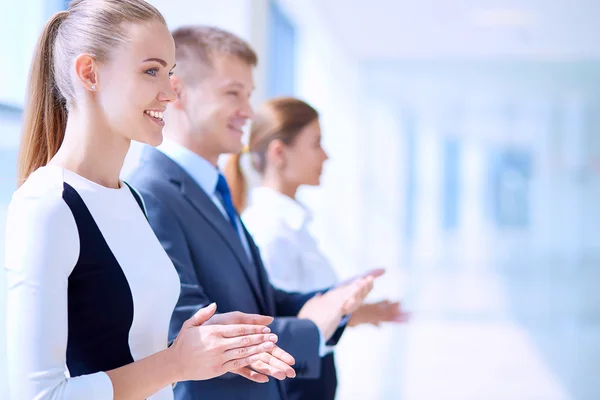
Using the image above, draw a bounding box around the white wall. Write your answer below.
[1,2,67,394]
[269,3,405,398]
[0,0,55,107]
[361,97,406,270]
[275,0,367,280]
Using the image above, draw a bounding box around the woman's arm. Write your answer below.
[106,303,277,399]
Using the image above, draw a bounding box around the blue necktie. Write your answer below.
[215,173,239,234]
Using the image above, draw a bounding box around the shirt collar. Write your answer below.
[157,138,219,195]
[248,186,311,231]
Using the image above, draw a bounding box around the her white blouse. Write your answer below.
[242,187,338,293]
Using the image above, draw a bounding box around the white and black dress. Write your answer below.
[5,165,180,399]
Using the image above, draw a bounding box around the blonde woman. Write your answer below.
[5,2,294,399]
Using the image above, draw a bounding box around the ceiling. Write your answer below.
[315,0,600,59]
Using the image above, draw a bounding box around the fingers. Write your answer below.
[248,360,287,381]
[371,301,411,324]
[232,312,274,326]
[387,301,402,313]
[231,366,270,383]
[382,301,404,318]
[218,325,274,339]
[250,352,296,379]
[184,303,217,328]
[222,336,278,362]
[353,277,373,301]
[362,277,375,297]
[342,295,361,315]
[365,267,386,279]
[392,311,412,322]
[224,333,278,349]
[337,268,385,287]
[269,345,295,367]
[359,278,374,302]
[221,351,273,373]
[342,278,373,314]
[210,311,275,326]
[371,300,395,315]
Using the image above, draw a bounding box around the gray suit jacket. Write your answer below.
[128,147,339,400]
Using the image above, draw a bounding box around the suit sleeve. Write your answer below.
[267,317,322,378]
[140,188,327,379]
[5,193,114,399]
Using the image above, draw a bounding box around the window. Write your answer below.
[488,148,532,228]
[267,1,296,98]
[0,105,21,202]
[404,117,417,240]
[442,137,461,231]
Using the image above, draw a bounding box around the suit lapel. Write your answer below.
[142,147,268,313]
[183,175,270,314]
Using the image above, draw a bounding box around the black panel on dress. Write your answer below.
[62,182,135,376]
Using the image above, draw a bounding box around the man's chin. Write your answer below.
[224,142,244,155]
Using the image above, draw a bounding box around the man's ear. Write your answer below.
[170,75,185,110]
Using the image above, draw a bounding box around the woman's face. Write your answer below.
[94,20,177,147]
[279,119,329,187]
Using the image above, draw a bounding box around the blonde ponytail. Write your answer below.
[18,0,166,186]
[18,11,69,186]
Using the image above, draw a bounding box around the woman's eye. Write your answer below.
[227,91,239,96]
[145,68,158,77]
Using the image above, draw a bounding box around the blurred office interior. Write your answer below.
[1,1,599,398]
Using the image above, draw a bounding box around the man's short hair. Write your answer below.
[172,25,257,84]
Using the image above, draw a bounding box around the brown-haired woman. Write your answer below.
[224,96,410,400]
[5,2,293,399]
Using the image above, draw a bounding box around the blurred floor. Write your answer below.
[334,255,600,400]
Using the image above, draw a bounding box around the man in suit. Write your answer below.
[127,25,377,400]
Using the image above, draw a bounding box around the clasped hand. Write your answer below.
[168,303,296,384]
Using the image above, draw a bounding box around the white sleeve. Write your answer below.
[5,192,114,400]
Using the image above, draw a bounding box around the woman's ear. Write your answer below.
[266,139,287,170]
[74,53,98,92]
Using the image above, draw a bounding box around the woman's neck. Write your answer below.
[50,108,130,189]
[261,173,299,200]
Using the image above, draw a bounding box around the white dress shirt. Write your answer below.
[243,187,340,355]
[242,187,339,293]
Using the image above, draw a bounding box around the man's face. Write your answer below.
[181,54,254,160]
